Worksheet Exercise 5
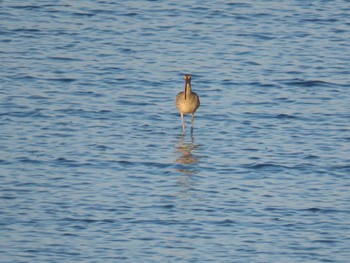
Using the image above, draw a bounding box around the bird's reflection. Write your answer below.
[175,133,200,175]
[174,133,202,200]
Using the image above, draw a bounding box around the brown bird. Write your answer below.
[176,74,200,133]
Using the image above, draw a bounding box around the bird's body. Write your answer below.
[176,74,200,133]
[176,91,200,114]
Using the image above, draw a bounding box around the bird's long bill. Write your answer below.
[184,79,188,100]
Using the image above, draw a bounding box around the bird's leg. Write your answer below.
[191,113,195,134]
[181,113,185,133]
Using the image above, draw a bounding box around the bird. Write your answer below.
[176,74,200,134]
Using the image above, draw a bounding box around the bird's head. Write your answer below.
[183,74,191,83]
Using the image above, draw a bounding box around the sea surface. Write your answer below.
[1,0,350,262]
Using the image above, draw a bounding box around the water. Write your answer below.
[1,0,350,262]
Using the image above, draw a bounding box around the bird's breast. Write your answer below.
[176,93,200,114]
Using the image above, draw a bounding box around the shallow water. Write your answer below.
[1,0,350,262]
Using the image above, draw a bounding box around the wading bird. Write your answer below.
[176,74,200,133]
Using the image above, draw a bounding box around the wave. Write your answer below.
[279,78,341,87]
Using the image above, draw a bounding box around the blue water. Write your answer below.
[1,1,350,262]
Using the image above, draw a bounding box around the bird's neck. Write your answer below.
[184,82,191,100]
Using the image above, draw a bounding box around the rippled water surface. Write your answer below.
[1,0,350,262]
